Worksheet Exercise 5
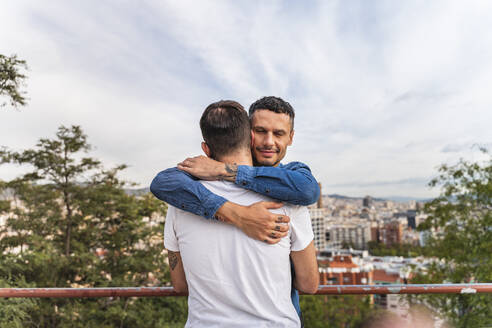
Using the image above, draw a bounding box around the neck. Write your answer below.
[216,149,253,166]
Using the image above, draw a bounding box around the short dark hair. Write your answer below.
[248,96,295,129]
[200,100,251,159]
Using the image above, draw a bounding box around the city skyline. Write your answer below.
[1,1,492,198]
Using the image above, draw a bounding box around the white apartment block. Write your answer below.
[308,207,326,250]
[326,218,371,250]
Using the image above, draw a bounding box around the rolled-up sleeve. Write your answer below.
[150,167,227,219]
[235,161,320,205]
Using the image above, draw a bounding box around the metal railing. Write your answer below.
[1,284,491,298]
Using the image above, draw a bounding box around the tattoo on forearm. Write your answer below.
[169,251,179,271]
[220,163,238,182]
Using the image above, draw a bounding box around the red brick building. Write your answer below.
[380,221,403,246]
[319,255,373,285]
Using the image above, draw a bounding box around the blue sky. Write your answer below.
[1,0,491,198]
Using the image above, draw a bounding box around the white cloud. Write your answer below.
[1,0,491,197]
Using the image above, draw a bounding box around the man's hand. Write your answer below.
[216,201,290,244]
[177,155,237,182]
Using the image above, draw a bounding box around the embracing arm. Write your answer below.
[167,250,188,293]
[235,161,320,205]
[178,157,320,205]
[290,241,319,294]
[150,167,290,243]
[150,167,227,220]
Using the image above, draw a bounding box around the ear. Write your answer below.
[250,130,255,149]
[201,142,211,157]
[288,129,294,146]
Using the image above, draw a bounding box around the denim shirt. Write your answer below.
[150,161,319,323]
[150,161,320,219]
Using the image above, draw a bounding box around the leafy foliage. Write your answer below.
[412,150,492,327]
[0,278,39,328]
[367,241,425,257]
[0,126,187,327]
[0,54,28,108]
[300,295,375,328]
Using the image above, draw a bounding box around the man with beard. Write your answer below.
[151,96,320,323]
[161,99,318,327]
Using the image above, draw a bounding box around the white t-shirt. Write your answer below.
[164,180,314,328]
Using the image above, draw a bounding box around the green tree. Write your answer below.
[300,295,374,328]
[0,54,28,108]
[367,241,425,257]
[412,150,492,327]
[0,277,39,328]
[0,126,187,327]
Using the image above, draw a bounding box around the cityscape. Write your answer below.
[308,188,434,322]
[1,156,490,327]
[2,1,492,327]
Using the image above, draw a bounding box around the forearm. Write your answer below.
[215,201,290,244]
[291,241,319,294]
[168,250,188,293]
[150,168,226,219]
[219,163,238,182]
[175,157,320,205]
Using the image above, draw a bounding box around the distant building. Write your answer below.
[406,210,417,229]
[318,255,373,285]
[319,248,370,259]
[363,196,373,208]
[415,213,427,228]
[419,229,434,247]
[317,247,431,322]
[370,221,380,242]
[402,229,421,246]
[380,221,403,246]
[373,268,409,318]
[309,208,326,250]
[317,183,323,208]
[384,200,394,209]
[360,207,370,219]
[326,219,371,250]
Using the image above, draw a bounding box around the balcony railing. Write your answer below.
[1,284,491,298]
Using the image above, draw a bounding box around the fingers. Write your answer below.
[276,215,290,224]
[271,230,288,238]
[262,201,284,209]
[178,158,193,168]
[177,161,189,168]
[263,237,281,245]
[178,156,202,168]
[177,163,192,173]
[261,229,288,245]
[273,224,289,233]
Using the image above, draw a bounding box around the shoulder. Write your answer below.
[279,161,311,171]
[283,204,310,219]
[284,205,312,233]
[165,205,177,219]
[287,205,314,250]
[166,204,195,221]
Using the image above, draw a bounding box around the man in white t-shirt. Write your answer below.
[165,100,319,327]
